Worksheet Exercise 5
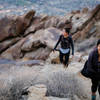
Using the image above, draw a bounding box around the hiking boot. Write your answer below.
[63,64,68,68]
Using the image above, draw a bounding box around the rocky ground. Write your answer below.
[0,53,99,100]
[0,4,100,100]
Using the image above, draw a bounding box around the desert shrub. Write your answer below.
[35,69,88,100]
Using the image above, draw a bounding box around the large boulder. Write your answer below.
[22,27,62,60]
[27,84,48,100]
[24,16,61,36]
[95,21,100,38]
[0,16,17,42]
[15,10,35,35]
[22,27,62,50]
[24,16,42,36]
[72,4,100,42]
[1,27,61,60]
[0,37,26,60]
[0,37,20,53]
[71,13,90,34]
[0,10,35,42]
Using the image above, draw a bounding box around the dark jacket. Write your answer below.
[54,35,74,55]
[86,48,100,79]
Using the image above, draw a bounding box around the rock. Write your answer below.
[37,65,90,100]
[72,4,100,42]
[72,4,100,41]
[71,13,90,34]
[56,15,72,29]
[76,37,96,52]
[40,14,49,22]
[0,37,21,53]
[44,16,60,29]
[0,10,35,42]
[1,38,26,60]
[15,10,35,35]
[23,47,51,60]
[95,9,100,20]
[23,27,62,51]
[25,15,72,36]
[24,15,60,36]
[24,16,41,36]
[16,60,44,66]
[24,25,36,36]
[21,32,45,52]
[1,30,45,60]
[79,20,95,40]
[95,21,100,38]
[42,27,62,48]
[1,28,61,60]
[27,84,48,100]
[91,4,100,19]
[82,8,89,13]
[51,57,60,64]
[73,95,81,100]
[28,84,47,96]
[48,97,70,100]
[71,10,80,14]
[22,27,62,60]
[0,16,17,42]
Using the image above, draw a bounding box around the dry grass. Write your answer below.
[0,63,92,100]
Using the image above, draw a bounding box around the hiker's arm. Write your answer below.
[54,35,61,50]
[88,52,93,66]
[70,37,74,55]
[87,51,95,71]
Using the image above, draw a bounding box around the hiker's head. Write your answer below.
[65,28,70,34]
[97,39,100,53]
[63,28,70,36]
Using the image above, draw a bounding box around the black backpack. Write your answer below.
[81,60,91,78]
[61,36,70,49]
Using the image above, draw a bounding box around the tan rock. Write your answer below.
[0,37,20,53]
[0,10,35,42]
[82,8,89,13]
[15,10,35,35]
[1,37,26,59]
[1,28,61,60]
[27,84,48,100]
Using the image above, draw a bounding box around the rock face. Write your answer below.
[73,4,100,42]
[0,10,35,42]
[0,4,100,100]
[1,27,61,60]
[0,52,100,100]
[27,84,48,100]
[0,37,21,53]
[15,10,35,35]
[0,4,100,60]
[1,38,26,59]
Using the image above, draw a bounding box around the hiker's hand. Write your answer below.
[52,49,55,53]
[72,55,74,59]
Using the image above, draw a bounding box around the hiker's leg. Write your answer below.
[91,79,98,100]
[98,81,100,95]
[59,51,64,64]
[64,52,70,67]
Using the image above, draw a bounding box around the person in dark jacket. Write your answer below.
[53,28,74,67]
[85,39,100,100]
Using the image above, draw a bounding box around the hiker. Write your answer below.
[53,28,74,67]
[81,39,100,100]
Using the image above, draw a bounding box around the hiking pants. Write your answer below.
[59,51,70,66]
[91,78,100,95]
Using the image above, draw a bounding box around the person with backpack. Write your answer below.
[81,39,100,100]
[53,28,74,67]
